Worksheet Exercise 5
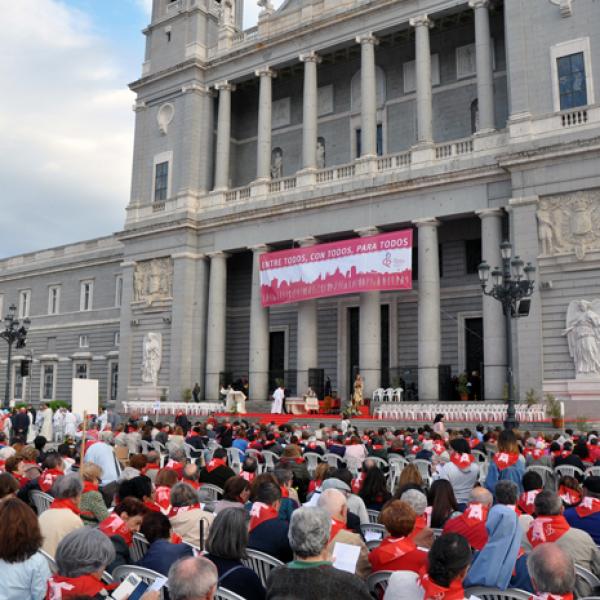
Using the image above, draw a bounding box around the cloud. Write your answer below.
[0,0,135,257]
[244,0,285,28]
[135,0,153,17]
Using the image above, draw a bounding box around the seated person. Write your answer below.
[527,542,576,600]
[199,448,236,490]
[565,475,600,545]
[168,556,218,600]
[443,487,492,551]
[169,482,214,549]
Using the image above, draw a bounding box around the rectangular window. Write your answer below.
[115,276,123,307]
[18,290,31,318]
[355,124,383,158]
[465,239,483,274]
[75,363,88,379]
[110,362,119,401]
[80,280,93,311]
[79,334,89,348]
[154,161,169,202]
[557,52,588,110]
[42,364,55,400]
[114,331,120,347]
[48,286,60,315]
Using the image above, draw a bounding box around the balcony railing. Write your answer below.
[434,137,474,159]
[316,163,356,183]
[225,186,251,202]
[377,151,411,172]
[561,108,588,127]
[269,176,297,193]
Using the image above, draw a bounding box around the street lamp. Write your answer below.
[1,304,31,409]
[478,241,536,430]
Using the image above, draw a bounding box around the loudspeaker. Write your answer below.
[20,360,30,377]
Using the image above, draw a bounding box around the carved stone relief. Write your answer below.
[134,258,173,304]
[537,190,600,259]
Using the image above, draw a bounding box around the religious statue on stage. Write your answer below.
[303,387,319,414]
[350,373,364,415]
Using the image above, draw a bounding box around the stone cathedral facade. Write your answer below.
[1,0,599,416]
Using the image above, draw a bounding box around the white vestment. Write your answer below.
[271,388,284,414]
[64,412,77,436]
[41,408,54,440]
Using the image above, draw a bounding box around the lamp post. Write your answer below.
[1,304,31,410]
[478,242,536,430]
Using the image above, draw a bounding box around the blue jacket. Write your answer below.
[248,518,293,563]
[137,539,193,577]
[485,456,525,495]
[565,506,600,545]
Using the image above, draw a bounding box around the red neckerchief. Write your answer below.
[99,513,133,546]
[527,515,570,547]
[206,458,226,473]
[529,594,574,600]
[171,532,183,544]
[165,460,184,479]
[409,514,427,540]
[280,485,290,498]
[517,489,542,515]
[249,502,279,531]
[50,498,81,515]
[558,485,582,506]
[183,477,201,490]
[433,442,446,455]
[0,460,5,471]
[38,468,64,493]
[144,500,161,513]
[154,486,172,514]
[141,463,160,476]
[371,444,384,450]
[450,452,475,469]
[493,452,520,470]
[351,473,365,494]
[524,448,544,460]
[575,496,600,518]
[329,518,349,542]
[12,472,28,488]
[410,445,420,455]
[419,571,465,600]
[561,450,572,459]
[241,471,256,483]
[82,481,99,494]
[469,438,480,449]
[376,536,417,565]
[47,574,111,600]
[169,503,202,517]
[461,502,489,525]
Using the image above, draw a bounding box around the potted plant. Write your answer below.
[182,388,192,403]
[545,393,564,429]
[457,373,469,401]
[525,388,540,408]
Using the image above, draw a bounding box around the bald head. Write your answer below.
[318,488,347,521]
[527,543,575,595]
[470,487,493,506]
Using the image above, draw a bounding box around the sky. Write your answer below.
[0,0,284,258]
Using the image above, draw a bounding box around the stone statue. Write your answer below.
[537,208,559,256]
[352,373,364,413]
[271,148,283,179]
[316,137,326,169]
[134,258,173,304]
[141,332,162,387]
[221,0,234,26]
[257,0,274,13]
[563,299,600,377]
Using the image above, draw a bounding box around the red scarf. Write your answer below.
[49,498,80,515]
[249,502,279,531]
[98,513,133,546]
[144,500,161,513]
[183,477,201,490]
[469,438,480,450]
[38,468,64,493]
[517,490,542,515]
[154,486,172,514]
[169,503,202,517]
[141,463,160,476]
[527,515,570,547]
[280,485,290,498]
[165,459,184,479]
[351,472,365,494]
[240,471,256,483]
[524,448,544,460]
[450,453,475,469]
[461,502,489,525]
[329,518,348,542]
[575,496,600,518]
[419,572,465,600]
[46,574,109,600]
[206,458,226,473]
[409,514,427,540]
[433,442,446,455]
[82,481,99,494]
[493,452,520,470]
[529,594,574,600]
[376,537,417,565]
[558,485,582,506]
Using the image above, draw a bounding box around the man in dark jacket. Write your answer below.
[199,448,236,489]
[11,408,29,442]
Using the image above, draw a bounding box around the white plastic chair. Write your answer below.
[241,548,284,587]
[112,565,168,600]
[463,587,531,600]
[130,532,150,562]
[198,483,223,502]
[31,490,53,515]
[555,465,584,480]
[214,589,246,600]
[367,571,393,597]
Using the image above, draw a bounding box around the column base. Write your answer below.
[251,179,270,197]
[207,190,227,207]
[507,111,533,140]
[410,143,436,164]
[296,168,317,188]
[355,156,378,176]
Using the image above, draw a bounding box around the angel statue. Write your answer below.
[563,300,600,377]
[258,0,274,11]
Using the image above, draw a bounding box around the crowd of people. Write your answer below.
[0,410,599,599]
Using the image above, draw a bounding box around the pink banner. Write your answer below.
[260,230,413,307]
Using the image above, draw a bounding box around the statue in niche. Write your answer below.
[316,137,326,169]
[220,0,234,27]
[537,208,561,256]
[563,299,600,377]
[271,147,283,179]
[134,258,173,304]
[470,99,479,134]
[141,332,162,387]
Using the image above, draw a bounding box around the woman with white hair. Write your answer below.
[266,507,371,600]
[48,528,116,599]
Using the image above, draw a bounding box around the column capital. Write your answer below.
[255,67,277,79]
[468,0,490,9]
[413,217,440,228]
[355,226,380,238]
[476,208,504,220]
[171,252,207,260]
[355,33,379,46]
[207,251,230,259]
[249,244,271,254]
[215,81,236,92]
[133,100,147,113]
[181,83,212,96]
[299,51,322,64]
[295,236,317,248]
[409,14,433,29]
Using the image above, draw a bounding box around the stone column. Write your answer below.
[205,252,228,401]
[255,68,276,182]
[414,218,441,400]
[355,34,379,159]
[249,245,270,401]
[300,53,321,171]
[296,237,318,394]
[477,209,506,400]
[409,15,434,146]
[356,227,381,398]
[470,0,495,132]
[214,82,234,191]
[116,261,136,411]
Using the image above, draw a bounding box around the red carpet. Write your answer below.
[215,406,370,425]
